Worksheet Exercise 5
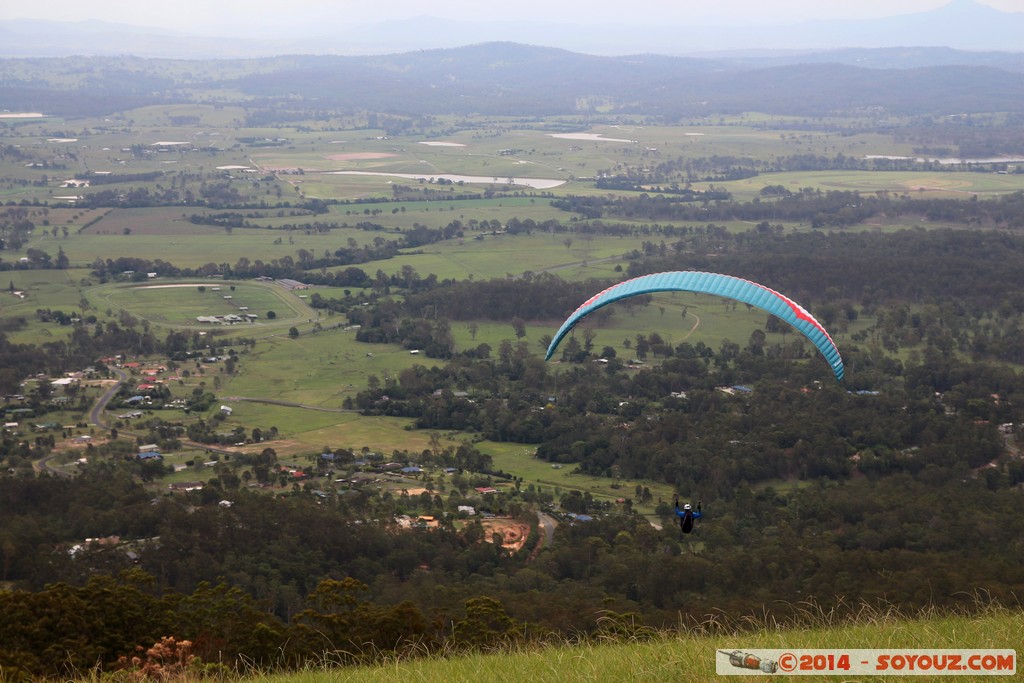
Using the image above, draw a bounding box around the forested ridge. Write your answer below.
[3,46,1024,118]
[2,466,1022,677]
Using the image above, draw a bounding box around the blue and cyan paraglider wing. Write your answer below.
[545,271,844,381]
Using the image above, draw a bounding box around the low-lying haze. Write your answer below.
[3,0,1021,34]
[1,0,1021,56]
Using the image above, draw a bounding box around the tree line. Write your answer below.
[552,190,1024,229]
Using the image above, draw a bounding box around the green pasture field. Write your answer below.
[352,231,640,282]
[96,282,303,327]
[88,280,313,329]
[291,171,578,203]
[214,400,455,458]
[448,320,562,355]
[714,169,1024,202]
[221,325,441,408]
[0,268,94,344]
[20,228,343,270]
[3,267,91,307]
[328,196,575,229]
[153,452,222,486]
[30,207,110,231]
[480,440,676,516]
[8,111,1023,215]
[113,103,249,129]
[79,207,225,236]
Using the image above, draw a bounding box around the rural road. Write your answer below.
[90,367,128,428]
[34,367,128,477]
[83,367,240,459]
[34,451,74,478]
[537,511,558,548]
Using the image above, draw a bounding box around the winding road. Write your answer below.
[90,367,128,428]
[537,511,558,548]
[35,368,127,477]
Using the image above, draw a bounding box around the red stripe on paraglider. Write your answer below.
[572,275,646,316]
[747,280,836,345]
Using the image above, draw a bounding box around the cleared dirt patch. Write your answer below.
[481,517,531,553]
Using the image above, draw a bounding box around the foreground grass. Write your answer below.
[238,605,1020,683]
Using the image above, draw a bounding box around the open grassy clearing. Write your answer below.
[448,320,561,355]
[3,267,90,308]
[99,281,298,326]
[215,401,453,459]
[329,196,575,229]
[1,268,94,343]
[80,207,230,236]
[32,230,339,270]
[221,326,441,407]
[716,169,1024,201]
[353,231,640,282]
[481,440,675,517]
[115,103,250,128]
[87,280,314,330]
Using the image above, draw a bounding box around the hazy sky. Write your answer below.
[4,0,1022,35]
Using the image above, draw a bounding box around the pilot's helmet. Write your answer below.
[683,503,692,510]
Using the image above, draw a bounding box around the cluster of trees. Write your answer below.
[2,453,1022,677]
[895,117,1024,158]
[620,228,1024,319]
[0,206,38,252]
[338,329,1021,490]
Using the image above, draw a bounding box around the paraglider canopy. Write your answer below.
[545,271,844,381]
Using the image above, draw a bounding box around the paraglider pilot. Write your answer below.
[673,495,702,534]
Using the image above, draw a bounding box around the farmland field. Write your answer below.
[89,280,314,329]
[481,440,676,518]
[351,231,643,282]
[221,326,441,407]
[716,169,1024,201]
[112,283,291,321]
[1,104,1019,508]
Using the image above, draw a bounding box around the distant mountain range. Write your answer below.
[2,42,1022,119]
[1,0,1022,59]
